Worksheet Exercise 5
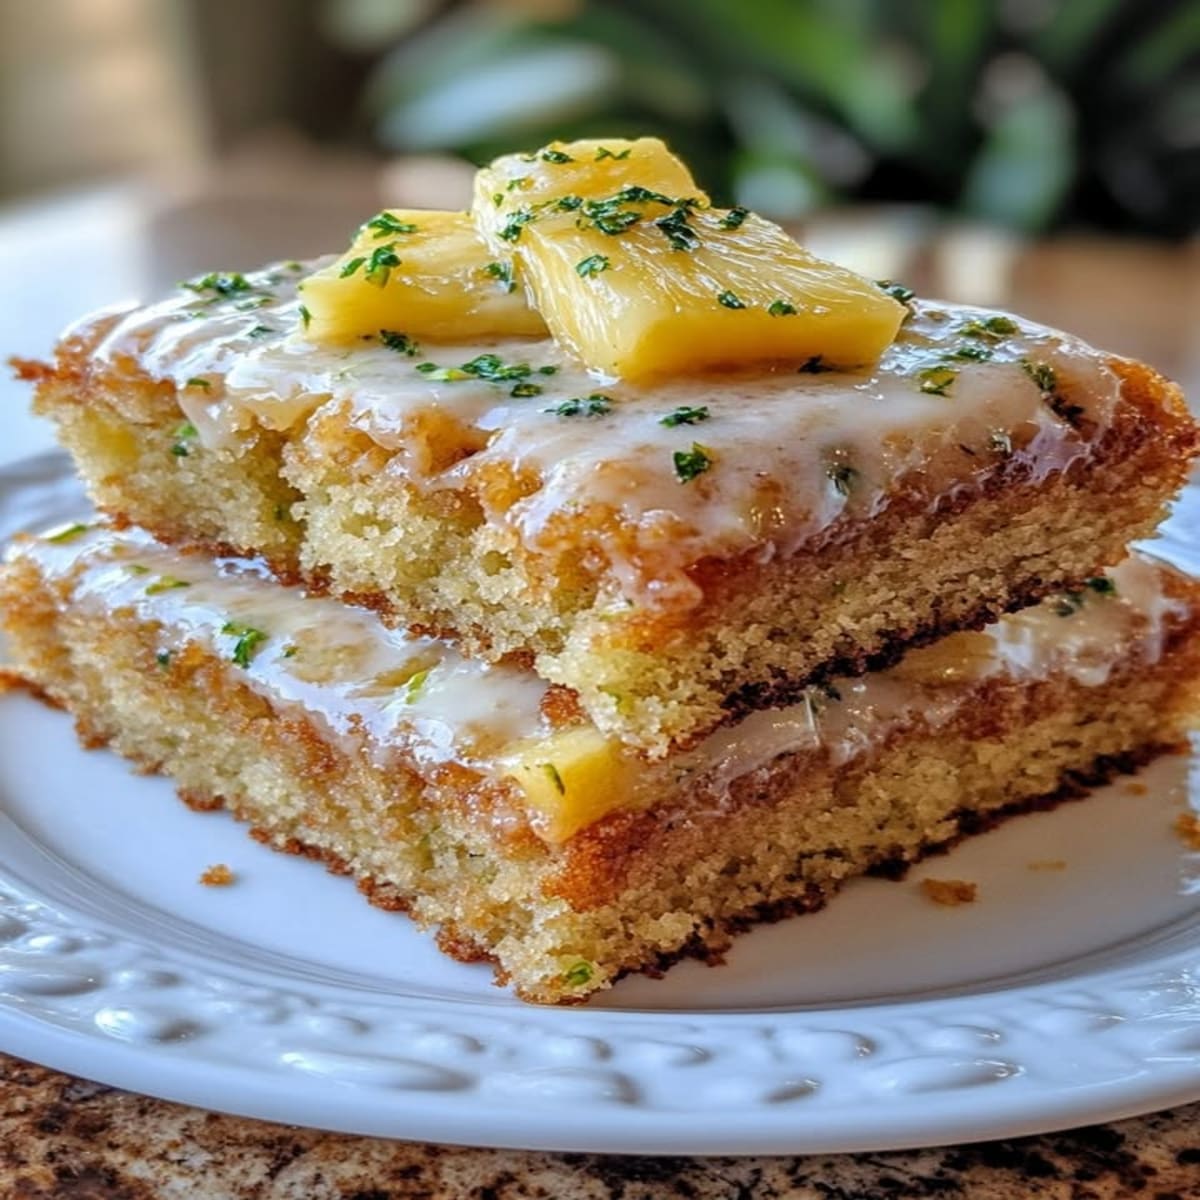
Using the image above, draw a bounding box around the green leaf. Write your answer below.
[960,88,1075,231]
[221,622,268,669]
[673,443,713,482]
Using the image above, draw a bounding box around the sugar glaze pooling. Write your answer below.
[76,262,1123,609]
[16,527,1187,841]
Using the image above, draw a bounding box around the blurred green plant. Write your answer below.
[326,0,1198,236]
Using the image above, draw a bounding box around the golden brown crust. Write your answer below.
[548,610,1200,913]
[25,325,1200,753]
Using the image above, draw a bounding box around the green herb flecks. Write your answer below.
[144,575,191,596]
[184,377,211,390]
[576,186,673,237]
[44,522,90,544]
[247,324,274,339]
[541,149,574,163]
[461,353,536,383]
[655,204,699,251]
[945,343,992,362]
[719,206,749,230]
[576,253,610,278]
[155,650,172,670]
[545,394,612,417]
[404,668,431,703]
[584,205,641,236]
[1022,359,1057,393]
[365,244,400,287]
[542,763,566,794]
[673,443,713,482]
[594,146,631,161]
[1022,358,1084,427]
[485,261,515,293]
[918,365,957,396]
[563,960,594,987]
[379,330,419,356]
[961,315,1019,340]
[182,271,253,299]
[298,305,312,330]
[716,289,746,310]
[171,422,199,457]
[499,208,536,243]
[364,212,417,239]
[768,299,797,317]
[660,405,710,427]
[418,353,553,389]
[876,279,915,304]
[1053,576,1117,617]
[221,622,268,668]
[340,244,401,286]
[510,381,542,398]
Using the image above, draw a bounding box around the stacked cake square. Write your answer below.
[4,138,1199,1001]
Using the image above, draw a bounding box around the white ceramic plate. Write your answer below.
[1,452,1199,1155]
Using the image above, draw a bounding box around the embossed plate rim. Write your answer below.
[2,451,1200,1154]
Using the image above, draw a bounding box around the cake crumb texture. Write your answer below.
[25,330,1199,753]
[3,544,1197,1002]
[920,878,978,906]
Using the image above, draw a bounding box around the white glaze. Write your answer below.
[82,262,1123,608]
[13,526,1189,840]
[17,524,547,769]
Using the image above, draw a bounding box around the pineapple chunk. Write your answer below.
[299,209,546,343]
[503,726,634,843]
[473,137,707,254]
[484,201,907,380]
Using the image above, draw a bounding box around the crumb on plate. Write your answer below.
[199,863,235,886]
[920,877,977,906]
[1174,812,1200,850]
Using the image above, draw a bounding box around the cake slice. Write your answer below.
[18,261,1198,754]
[3,523,1197,1003]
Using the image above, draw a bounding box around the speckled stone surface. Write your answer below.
[3,1055,1200,1199]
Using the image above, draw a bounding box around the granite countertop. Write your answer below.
[3,1054,1199,1199]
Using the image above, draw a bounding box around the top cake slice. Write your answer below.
[16,138,1199,755]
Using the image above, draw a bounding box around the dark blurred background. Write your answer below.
[3,0,1197,234]
[1,0,1197,458]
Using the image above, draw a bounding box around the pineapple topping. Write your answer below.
[503,725,635,843]
[472,136,707,251]
[299,209,545,343]
[472,136,903,379]
[299,138,906,378]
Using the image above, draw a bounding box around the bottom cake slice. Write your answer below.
[2,522,1198,1003]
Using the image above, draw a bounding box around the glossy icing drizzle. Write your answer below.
[14,525,1189,841]
[76,262,1124,608]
